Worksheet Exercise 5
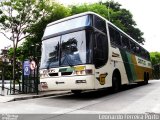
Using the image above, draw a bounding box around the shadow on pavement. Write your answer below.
[48,82,151,100]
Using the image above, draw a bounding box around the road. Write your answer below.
[0,80,160,119]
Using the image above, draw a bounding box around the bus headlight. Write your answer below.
[75,69,93,75]
[40,70,48,78]
[74,66,93,76]
[85,69,93,75]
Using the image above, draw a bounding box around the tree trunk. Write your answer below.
[13,46,16,94]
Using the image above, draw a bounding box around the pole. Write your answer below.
[10,79,11,94]
[22,61,24,93]
[36,59,39,95]
[34,45,36,93]
[36,44,39,95]
[108,0,110,21]
[13,47,16,94]
[1,62,4,96]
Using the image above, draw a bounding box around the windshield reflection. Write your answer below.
[40,30,91,69]
[61,38,82,66]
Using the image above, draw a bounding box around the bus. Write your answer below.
[39,12,152,94]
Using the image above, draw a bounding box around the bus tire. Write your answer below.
[71,90,82,94]
[144,73,148,85]
[112,70,121,93]
[147,73,149,81]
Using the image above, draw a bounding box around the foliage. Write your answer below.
[8,0,145,63]
[0,60,12,80]
[150,52,160,66]
[71,1,145,44]
[11,2,71,62]
[1,0,38,44]
[0,0,59,91]
[150,52,160,79]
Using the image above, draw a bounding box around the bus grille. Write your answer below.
[61,72,72,76]
[49,73,58,76]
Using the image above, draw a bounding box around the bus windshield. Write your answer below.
[40,30,92,69]
[43,15,91,38]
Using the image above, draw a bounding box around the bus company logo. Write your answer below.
[2,114,18,120]
[96,73,108,85]
[112,52,120,57]
[137,58,146,66]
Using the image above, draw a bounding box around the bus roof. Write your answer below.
[46,11,147,52]
[47,11,95,27]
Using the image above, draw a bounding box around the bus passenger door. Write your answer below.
[93,32,108,88]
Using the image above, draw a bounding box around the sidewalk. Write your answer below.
[0,90,71,103]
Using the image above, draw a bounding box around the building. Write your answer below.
[0,48,10,80]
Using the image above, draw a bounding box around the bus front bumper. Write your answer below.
[40,75,95,91]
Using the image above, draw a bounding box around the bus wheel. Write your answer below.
[144,73,148,85]
[112,70,121,93]
[71,90,82,94]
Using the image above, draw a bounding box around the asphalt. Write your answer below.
[0,90,71,103]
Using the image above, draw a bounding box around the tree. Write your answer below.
[71,1,145,44]
[12,1,145,69]
[0,0,55,93]
[14,3,70,62]
[102,1,145,44]
[150,52,160,79]
[150,52,160,66]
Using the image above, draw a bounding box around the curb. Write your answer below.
[8,91,71,102]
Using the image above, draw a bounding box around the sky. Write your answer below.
[0,0,160,52]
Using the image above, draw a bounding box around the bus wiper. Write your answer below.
[61,54,74,67]
[47,42,60,69]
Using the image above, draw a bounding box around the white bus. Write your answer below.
[39,12,152,94]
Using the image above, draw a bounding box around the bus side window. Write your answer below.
[147,52,150,60]
[121,35,130,50]
[93,15,106,33]
[135,45,140,54]
[141,48,145,57]
[130,41,136,53]
[109,26,114,44]
[109,25,121,47]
